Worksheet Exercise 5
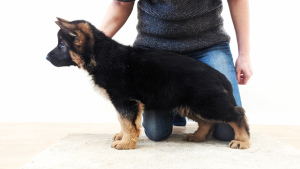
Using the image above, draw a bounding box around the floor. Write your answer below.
[1,123,300,169]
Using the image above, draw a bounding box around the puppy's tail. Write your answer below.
[235,106,245,116]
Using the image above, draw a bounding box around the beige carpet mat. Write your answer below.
[21,133,300,169]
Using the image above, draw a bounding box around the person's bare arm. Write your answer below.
[99,0,135,38]
[228,0,253,85]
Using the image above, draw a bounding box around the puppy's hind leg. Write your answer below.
[228,107,250,149]
[184,114,214,142]
[111,100,143,150]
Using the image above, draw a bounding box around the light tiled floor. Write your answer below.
[1,123,299,169]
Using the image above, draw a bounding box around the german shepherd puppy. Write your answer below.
[47,18,250,150]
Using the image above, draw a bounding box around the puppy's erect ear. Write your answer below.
[56,17,70,23]
[55,18,77,37]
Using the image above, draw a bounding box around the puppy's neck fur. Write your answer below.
[86,28,131,88]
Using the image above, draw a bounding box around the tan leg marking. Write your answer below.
[112,102,144,150]
[184,116,214,142]
[113,131,123,141]
[175,105,191,117]
[113,113,124,141]
[175,106,214,142]
[228,117,250,149]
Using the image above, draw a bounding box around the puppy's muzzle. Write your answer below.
[46,55,61,67]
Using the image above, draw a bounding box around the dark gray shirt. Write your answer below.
[118,0,230,53]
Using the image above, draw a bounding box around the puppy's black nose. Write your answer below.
[46,55,51,61]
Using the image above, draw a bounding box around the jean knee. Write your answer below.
[213,123,235,141]
[142,110,173,141]
[144,125,172,141]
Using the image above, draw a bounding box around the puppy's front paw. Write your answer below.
[183,133,205,142]
[229,140,250,149]
[111,140,136,150]
[113,132,123,141]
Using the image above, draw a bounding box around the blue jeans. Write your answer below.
[141,42,242,141]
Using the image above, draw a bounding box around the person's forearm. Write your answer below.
[99,0,134,38]
[227,0,250,58]
[228,0,252,85]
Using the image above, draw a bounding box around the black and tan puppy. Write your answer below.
[47,18,250,150]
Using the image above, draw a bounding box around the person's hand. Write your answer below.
[235,54,253,85]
